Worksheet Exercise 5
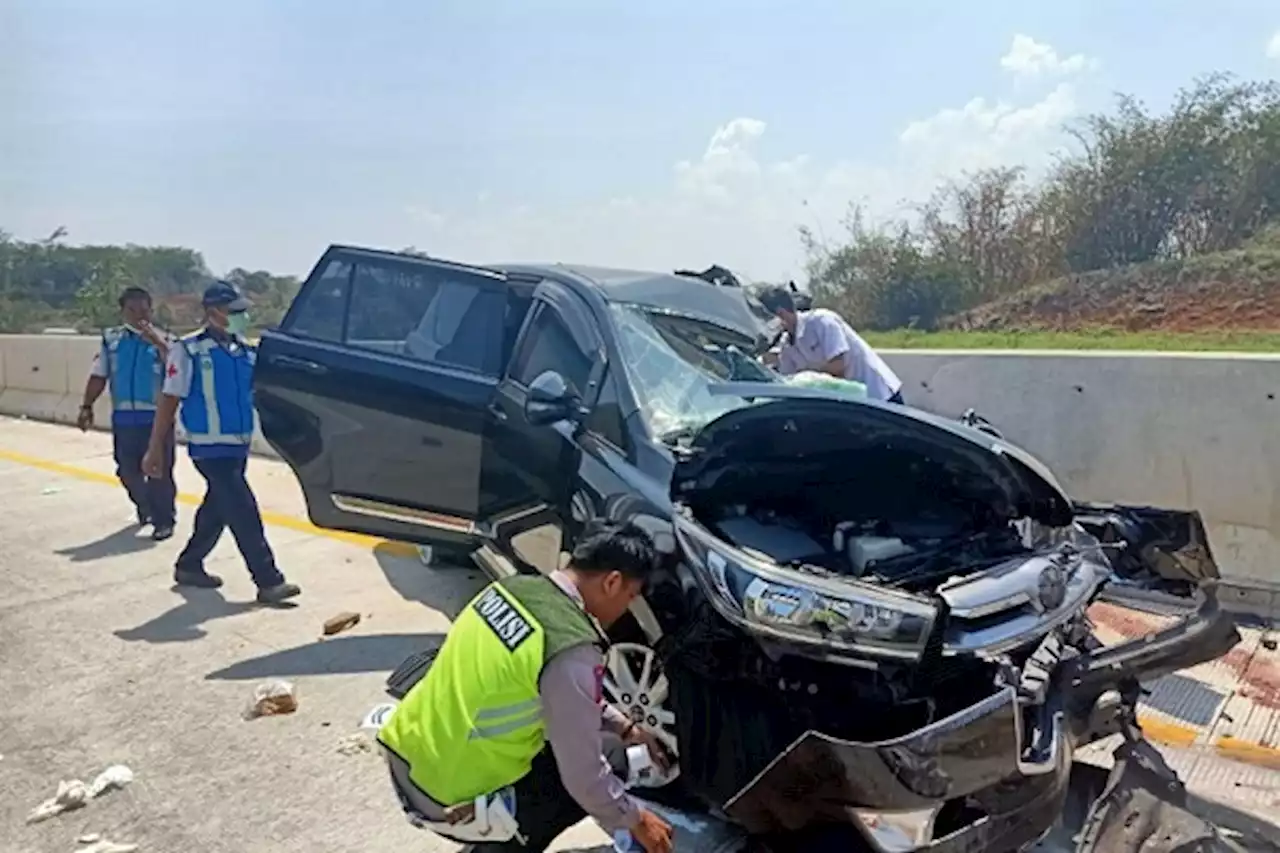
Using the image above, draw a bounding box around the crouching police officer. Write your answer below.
[77,286,178,540]
[142,281,300,604]
[378,521,674,853]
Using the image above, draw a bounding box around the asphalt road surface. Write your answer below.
[0,418,611,853]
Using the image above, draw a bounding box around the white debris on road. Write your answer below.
[78,839,138,853]
[26,764,135,824]
[243,680,299,720]
[88,764,134,797]
[336,733,374,756]
[27,779,90,823]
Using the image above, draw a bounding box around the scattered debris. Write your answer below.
[25,765,134,824]
[243,680,299,720]
[41,486,64,495]
[27,780,89,823]
[322,612,361,636]
[336,733,373,756]
[1263,636,1277,651]
[78,834,101,844]
[78,839,138,853]
[89,765,134,798]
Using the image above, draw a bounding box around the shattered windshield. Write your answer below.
[610,303,777,441]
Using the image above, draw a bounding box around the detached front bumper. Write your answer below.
[720,586,1239,851]
[722,683,1072,841]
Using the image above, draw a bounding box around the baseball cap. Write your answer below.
[202,281,251,312]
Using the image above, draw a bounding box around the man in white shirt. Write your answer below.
[757,285,905,404]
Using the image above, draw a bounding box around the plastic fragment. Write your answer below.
[79,840,139,853]
[78,834,101,844]
[88,765,134,798]
[26,779,89,823]
[243,680,299,720]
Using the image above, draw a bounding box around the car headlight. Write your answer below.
[674,516,938,660]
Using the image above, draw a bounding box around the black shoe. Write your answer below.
[151,525,175,542]
[174,570,223,589]
[256,582,301,605]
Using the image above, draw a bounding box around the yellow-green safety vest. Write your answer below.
[379,575,605,806]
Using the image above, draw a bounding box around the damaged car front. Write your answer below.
[635,389,1240,851]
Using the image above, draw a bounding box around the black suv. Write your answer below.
[256,245,1239,851]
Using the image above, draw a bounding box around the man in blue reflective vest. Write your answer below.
[77,286,178,541]
[142,281,301,604]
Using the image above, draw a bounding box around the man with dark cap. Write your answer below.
[77,286,178,540]
[142,281,300,604]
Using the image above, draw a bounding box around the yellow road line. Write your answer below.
[4,444,1280,770]
[0,447,418,558]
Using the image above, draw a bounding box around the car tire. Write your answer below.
[603,642,681,788]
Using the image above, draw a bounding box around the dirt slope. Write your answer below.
[945,242,1280,334]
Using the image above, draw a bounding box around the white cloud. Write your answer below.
[1000,34,1099,77]
[402,41,1091,283]
[1267,30,1280,60]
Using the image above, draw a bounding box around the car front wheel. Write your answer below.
[603,642,681,788]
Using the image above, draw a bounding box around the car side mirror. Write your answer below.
[525,370,586,427]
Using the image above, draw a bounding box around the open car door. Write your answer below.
[255,245,514,552]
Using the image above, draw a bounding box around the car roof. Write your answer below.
[323,246,771,342]
[501,262,771,342]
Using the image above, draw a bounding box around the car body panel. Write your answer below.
[681,387,1075,527]
[256,247,509,548]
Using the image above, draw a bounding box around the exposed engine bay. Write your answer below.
[644,396,1242,841]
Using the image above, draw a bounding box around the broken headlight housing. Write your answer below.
[674,516,938,661]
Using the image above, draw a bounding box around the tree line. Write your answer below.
[803,74,1280,330]
[0,232,301,334]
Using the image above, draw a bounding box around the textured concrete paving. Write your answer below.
[0,417,611,853]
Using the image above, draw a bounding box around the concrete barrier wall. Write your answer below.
[885,350,1280,584]
[0,334,275,457]
[0,335,1275,582]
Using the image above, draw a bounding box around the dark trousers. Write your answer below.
[468,739,628,853]
[176,456,284,589]
[113,424,176,527]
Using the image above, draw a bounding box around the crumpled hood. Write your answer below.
[676,384,1075,527]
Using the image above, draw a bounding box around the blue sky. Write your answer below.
[3,0,1279,281]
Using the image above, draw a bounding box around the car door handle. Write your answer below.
[272,354,328,375]
[487,402,508,422]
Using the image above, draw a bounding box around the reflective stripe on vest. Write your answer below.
[178,333,256,447]
[103,328,160,411]
[470,696,543,741]
[378,577,602,806]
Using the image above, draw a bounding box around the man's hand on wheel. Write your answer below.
[624,725,673,773]
[632,808,673,853]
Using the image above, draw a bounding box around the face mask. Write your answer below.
[226,312,250,336]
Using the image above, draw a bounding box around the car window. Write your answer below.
[586,368,627,449]
[344,257,506,376]
[510,306,593,395]
[287,259,350,342]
